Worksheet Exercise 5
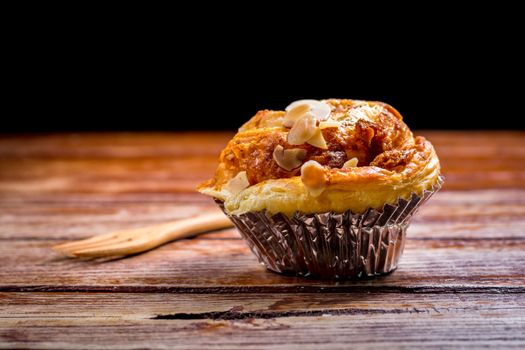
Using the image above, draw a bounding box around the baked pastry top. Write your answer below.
[198,99,441,216]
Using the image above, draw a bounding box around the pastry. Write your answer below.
[198,99,442,278]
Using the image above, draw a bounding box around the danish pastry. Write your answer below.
[197,99,442,278]
[198,99,440,216]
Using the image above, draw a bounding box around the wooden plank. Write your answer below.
[0,132,522,159]
[0,203,221,240]
[2,213,524,243]
[0,132,233,158]
[0,132,524,349]
[1,293,524,349]
[0,157,218,193]
[1,132,524,195]
[1,189,524,240]
[420,130,525,146]
[0,236,523,292]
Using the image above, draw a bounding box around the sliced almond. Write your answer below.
[283,103,311,128]
[342,157,358,168]
[225,171,250,195]
[286,99,331,121]
[272,145,307,171]
[306,128,328,149]
[286,99,318,111]
[310,101,331,121]
[287,113,317,145]
[319,120,341,129]
[300,160,327,197]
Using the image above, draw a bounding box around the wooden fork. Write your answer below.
[53,212,233,258]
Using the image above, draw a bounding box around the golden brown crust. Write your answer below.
[198,99,441,216]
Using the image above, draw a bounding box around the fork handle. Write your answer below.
[156,212,234,244]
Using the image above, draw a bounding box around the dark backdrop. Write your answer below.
[6,61,523,132]
[4,11,524,132]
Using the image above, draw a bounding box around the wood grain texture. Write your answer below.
[0,131,524,349]
[1,293,524,349]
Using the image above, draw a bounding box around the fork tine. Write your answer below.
[54,237,135,256]
[71,238,158,258]
[53,232,122,251]
[53,226,146,251]
[53,225,162,255]
[53,239,133,258]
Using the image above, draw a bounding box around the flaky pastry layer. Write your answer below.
[198,99,441,216]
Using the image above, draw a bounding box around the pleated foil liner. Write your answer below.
[218,176,443,279]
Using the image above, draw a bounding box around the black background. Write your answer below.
[3,8,524,132]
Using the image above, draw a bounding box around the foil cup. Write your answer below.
[218,176,443,279]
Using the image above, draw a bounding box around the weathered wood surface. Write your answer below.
[0,131,524,349]
[1,293,524,349]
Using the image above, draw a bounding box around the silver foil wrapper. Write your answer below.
[218,176,443,279]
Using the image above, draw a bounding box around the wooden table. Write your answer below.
[0,131,524,349]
